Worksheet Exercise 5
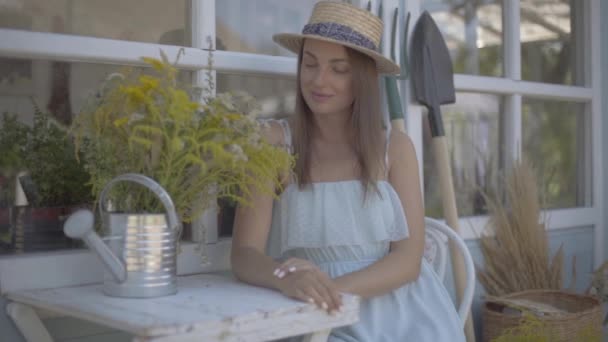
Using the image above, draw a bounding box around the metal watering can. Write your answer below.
[63,173,180,298]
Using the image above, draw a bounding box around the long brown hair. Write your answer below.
[291,43,385,194]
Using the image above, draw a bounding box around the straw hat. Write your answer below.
[273,1,400,75]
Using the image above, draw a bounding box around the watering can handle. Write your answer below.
[98,173,181,233]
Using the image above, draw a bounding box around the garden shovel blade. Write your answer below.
[411,11,455,137]
[411,11,477,342]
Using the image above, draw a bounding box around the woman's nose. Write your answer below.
[312,67,329,86]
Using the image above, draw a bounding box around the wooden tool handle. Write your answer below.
[432,137,476,341]
[391,118,405,132]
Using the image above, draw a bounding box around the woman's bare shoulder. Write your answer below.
[388,129,417,167]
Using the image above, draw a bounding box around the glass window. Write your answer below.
[216,0,318,56]
[422,0,503,77]
[520,0,586,86]
[215,73,297,237]
[522,98,588,209]
[423,93,503,218]
[216,73,297,119]
[0,0,190,46]
[0,57,192,254]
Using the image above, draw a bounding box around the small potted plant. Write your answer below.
[478,159,603,341]
[71,52,293,256]
[0,106,93,253]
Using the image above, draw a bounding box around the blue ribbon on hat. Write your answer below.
[302,22,377,51]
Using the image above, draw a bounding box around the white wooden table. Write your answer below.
[5,273,359,342]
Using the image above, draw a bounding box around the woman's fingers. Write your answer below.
[318,272,343,310]
[300,272,340,314]
[301,285,329,311]
[314,275,342,313]
[273,259,315,278]
[274,260,342,314]
[285,273,337,314]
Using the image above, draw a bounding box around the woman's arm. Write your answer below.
[333,130,425,299]
[231,120,286,290]
[231,120,342,312]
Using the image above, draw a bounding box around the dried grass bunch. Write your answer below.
[477,159,564,296]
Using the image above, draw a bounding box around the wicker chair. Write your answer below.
[423,217,476,326]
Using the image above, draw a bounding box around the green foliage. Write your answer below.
[0,108,92,207]
[0,113,29,206]
[24,105,92,207]
[0,113,29,173]
[72,53,293,223]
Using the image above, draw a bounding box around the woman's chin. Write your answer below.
[308,104,347,117]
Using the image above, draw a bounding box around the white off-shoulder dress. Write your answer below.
[267,119,465,342]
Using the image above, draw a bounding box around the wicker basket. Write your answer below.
[482,290,603,342]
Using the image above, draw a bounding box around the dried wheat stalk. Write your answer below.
[477,159,564,296]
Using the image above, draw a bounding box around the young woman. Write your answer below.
[231,2,465,340]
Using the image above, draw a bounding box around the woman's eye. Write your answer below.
[334,68,350,74]
[304,63,318,68]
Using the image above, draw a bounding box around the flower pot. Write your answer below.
[10,206,83,253]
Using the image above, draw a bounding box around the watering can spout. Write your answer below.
[64,210,127,283]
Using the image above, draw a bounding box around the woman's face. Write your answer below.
[299,39,354,118]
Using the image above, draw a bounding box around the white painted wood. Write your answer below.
[502,94,522,166]
[190,0,219,245]
[0,29,297,77]
[6,274,359,342]
[589,0,604,268]
[6,302,54,342]
[503,0,521,80]
[0,240,231,294]
[452,207,598,240]
[0,30,594,104]
[501,0,522,169]
[454,74,592,101]
[0,29,207,69]
[302,329,331,342]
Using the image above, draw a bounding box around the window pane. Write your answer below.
[521,0,585,86]
[0,0,190,46]
[522,98,588,208]
[423,93,503,218]
[215,74,297,237]
[217,73,297,119]
[0,57,192,255]
[216,0,318,56]
[422,0,503,77]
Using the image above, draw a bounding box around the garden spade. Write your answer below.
[411,11,476,341]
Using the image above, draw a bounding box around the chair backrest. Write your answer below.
[423,217,475,326]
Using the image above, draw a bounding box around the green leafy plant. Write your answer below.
[0,108,91,207]
[0,112,29,206]
[72,52,293,224]
[23,105,92,207]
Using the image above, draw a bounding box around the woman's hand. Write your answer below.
[274,258,343,314]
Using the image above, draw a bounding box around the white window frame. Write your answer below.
[0,0,603,292]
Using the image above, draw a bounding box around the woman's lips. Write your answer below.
[310,91,333,102]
